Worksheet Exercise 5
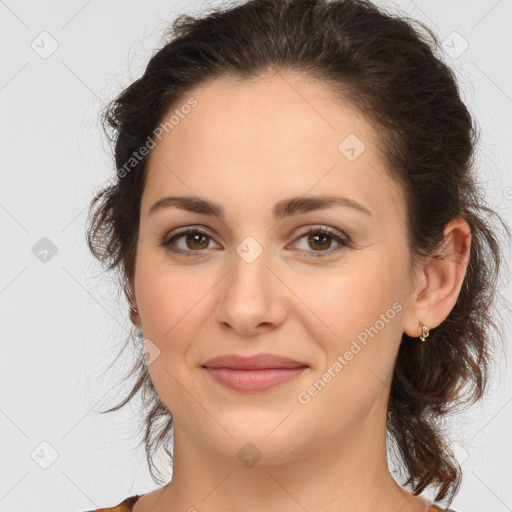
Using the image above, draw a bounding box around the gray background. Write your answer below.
[0,1,511,511]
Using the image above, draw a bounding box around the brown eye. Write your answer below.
[161,225,350,259]
[307,232,333,250]
[161,228,218,257]
[290,226,350,258]
[183,232,210,250]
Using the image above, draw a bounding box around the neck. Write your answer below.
[140,408,430,512]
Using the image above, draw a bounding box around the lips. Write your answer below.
[202,353,308,370]
[202,353,309,392]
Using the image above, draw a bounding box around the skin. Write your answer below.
[128,71,471,512]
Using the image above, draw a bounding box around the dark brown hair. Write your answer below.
[86,0,511,506]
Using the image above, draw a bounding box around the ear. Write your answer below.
[402,217,472,338]
[127,276,142,329]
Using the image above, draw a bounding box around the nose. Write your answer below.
[214,242,287,336]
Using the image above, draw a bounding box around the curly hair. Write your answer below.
[86,0,511,506]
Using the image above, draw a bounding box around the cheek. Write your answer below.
[295,261,406,411]
[134,258,210,411]
[294,267,403,427]
[135,246,213,340]
[298,263,399,345]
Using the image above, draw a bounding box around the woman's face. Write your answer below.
[131,72,420,463]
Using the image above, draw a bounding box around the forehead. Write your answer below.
[142,72,405,224]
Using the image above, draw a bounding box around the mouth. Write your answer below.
[202,353,310,393]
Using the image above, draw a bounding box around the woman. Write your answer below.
[85,0,510,511]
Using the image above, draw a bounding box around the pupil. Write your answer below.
[187,233,208,250]
[309,233,330,250]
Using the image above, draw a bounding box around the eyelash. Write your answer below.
[160,225,351,259]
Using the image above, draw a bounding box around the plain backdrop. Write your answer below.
[1,1,511,511]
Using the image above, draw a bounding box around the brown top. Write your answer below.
[86,495,459,512]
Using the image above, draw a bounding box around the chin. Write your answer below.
[208,414,303,461]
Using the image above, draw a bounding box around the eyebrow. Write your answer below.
[148,194,373,220]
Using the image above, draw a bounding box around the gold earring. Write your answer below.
[419,324,430,342]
